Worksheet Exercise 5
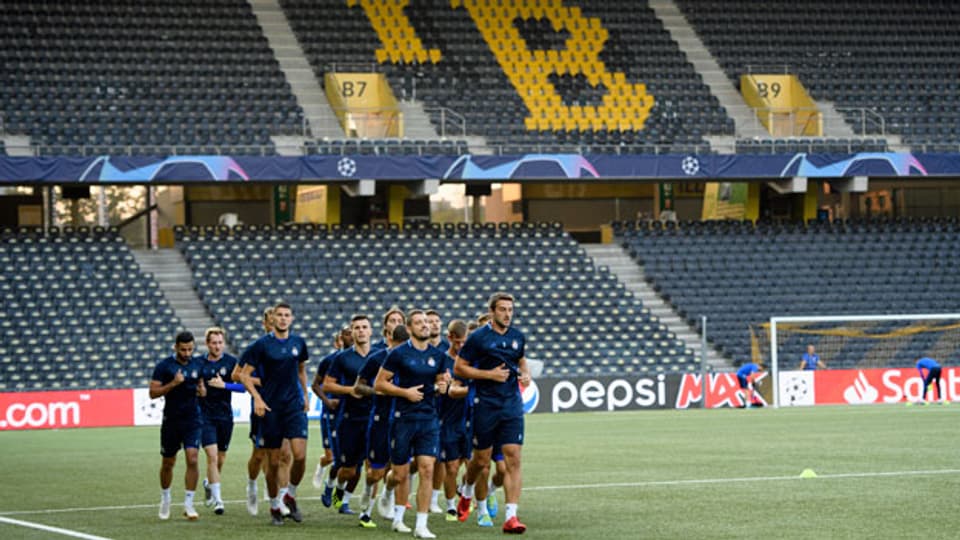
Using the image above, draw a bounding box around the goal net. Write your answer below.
[749,314,960,406]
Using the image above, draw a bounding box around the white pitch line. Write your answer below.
[0,516,112,540]
[524,468,960,491]
[3,468,960,517]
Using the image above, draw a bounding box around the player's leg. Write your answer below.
[413,454,438,538]
[282,436,307,522]
[158,423,178,521]
[499,414,526,534]
[486,449,504,519]
[313,411,334,488]
[459,446,492,522]
[430,459,445,513]
[359,461,386,527]
[443,458,462,521]
[183,446,201,520]
[387,419,415,533]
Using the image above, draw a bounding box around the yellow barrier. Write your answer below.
[741,74,822,136]
[325,72,403,138]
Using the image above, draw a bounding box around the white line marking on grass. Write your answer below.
[524,468,960,491]
[4,468,960,517]
[0,516,112,540]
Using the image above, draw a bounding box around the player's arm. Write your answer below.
[453,354,509,382]
[446,379,470,399]
[231,364,260,387]
[353,377,376,397]
[323,373,362,398]
[374,367,423,403]
[239,363,270,417]
[299,360,309,412]
[818,359,827,369]
[149,371,184,399]
[517,356,532,386]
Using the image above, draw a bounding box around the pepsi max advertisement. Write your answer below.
[522,374,687,413]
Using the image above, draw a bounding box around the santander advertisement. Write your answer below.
[778,367,960,406]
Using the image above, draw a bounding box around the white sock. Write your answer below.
[247,478,257,491]
[287,483,297,498]
[342,490,353,504]
[431,489,441,505]
[478,499,489,517]
[462,482,475,499]
[184,491,195,506]
[337,480,347,490]
[415,512,428,530]
[393,505,406,524]
[211,483,221,502]
[278,486,289,500]
[447,497,457,511]
[161,488,171,502]
[362,483,373,498]
[488,479,495,493]
[505,503,518,521]
[270,496,281,510]
[203,478,209,489]
[325,475,336,489]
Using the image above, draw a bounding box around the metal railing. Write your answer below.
[835,107,886,136]
[423,107,467,138]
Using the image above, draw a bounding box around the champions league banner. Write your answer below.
[0,152,955,183]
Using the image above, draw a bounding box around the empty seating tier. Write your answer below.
[177,222,700,378]
[617,218,960,369]
[0,226,181,392]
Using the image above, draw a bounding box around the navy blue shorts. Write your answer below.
[249,412,261,445]
[390,417,440,465]
[201,417,234,452]
[161,419,202,458]
[257,404,308,449]
[737,375,750,389]
[366,412,391,468]
[439,421,470,462]
[335,417,369,468]
[472,406,524,451]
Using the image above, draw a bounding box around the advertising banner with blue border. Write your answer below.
[0,152,955,183]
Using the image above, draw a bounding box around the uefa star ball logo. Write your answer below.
[337,157,357,177]
[681,156,700,176]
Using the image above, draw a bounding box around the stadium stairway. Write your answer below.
[650,0,767,145]
[250,0,342,143]
[583,243,728,370]
[132,249,217,347]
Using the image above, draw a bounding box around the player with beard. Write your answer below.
[151,331,207,521]
[454,293,532,534]
[238,302,310,526]
[375,310,450,538]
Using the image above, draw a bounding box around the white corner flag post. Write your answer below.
[771,318,780,409]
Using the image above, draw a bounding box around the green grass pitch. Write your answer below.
[1,404,958,539]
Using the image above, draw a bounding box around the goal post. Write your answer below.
[751,313,960,408]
